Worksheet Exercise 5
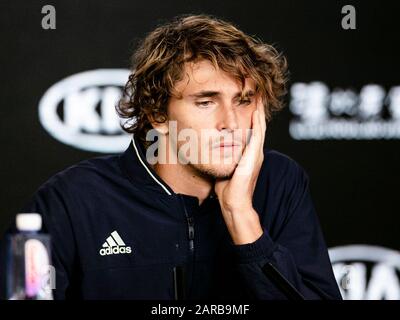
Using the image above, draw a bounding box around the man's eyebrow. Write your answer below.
[188,90,220,98]
[188,89,255,99]
[238,90,255,98]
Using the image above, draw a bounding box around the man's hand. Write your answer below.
[214,97,267,245]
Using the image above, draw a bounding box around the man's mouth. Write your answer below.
[213,142,242,149]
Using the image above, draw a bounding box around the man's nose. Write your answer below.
[216,105,239,132]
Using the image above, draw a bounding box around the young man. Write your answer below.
[1,14,342,299]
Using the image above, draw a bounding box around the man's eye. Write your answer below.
[195,101,214,108]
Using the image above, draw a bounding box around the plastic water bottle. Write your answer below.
[6,213,54,300]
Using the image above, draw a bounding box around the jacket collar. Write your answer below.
[119,134,175,196]
[119,134,219,210]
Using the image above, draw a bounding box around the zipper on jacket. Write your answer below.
[177,194,196,299]
[187,216,194,251]
[179,195,195,252]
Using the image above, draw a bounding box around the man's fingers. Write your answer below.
[249,107,262,149]
[235,108,261,175]
[257,97,266,138]
[256,97,267,159]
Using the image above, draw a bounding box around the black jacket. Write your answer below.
[1,134,342,300]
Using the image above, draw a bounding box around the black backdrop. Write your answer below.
[1,0,399,299]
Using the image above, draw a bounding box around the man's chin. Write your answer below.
[191,163,237,179]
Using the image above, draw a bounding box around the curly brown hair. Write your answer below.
[116,14,288,149]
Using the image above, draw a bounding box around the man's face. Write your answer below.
[162,59,260,179]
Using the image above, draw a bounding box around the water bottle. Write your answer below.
[6,213,54,300]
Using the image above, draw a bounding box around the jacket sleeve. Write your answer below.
[0,178,78,300]
[229,164,342,300]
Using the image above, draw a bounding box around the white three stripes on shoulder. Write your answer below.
[102,231,126,248]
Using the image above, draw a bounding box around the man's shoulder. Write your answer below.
[264,148,308,182]
[37,154,122,193]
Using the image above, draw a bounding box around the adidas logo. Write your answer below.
[99,231,132,256]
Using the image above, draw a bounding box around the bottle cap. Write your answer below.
[16,213,42,232]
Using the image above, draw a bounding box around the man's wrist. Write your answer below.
[223,207,264,245]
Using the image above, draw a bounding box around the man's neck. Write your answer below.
[152,161,214,206]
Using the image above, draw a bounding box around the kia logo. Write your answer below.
[329,245,400,300]
[38,69,132,153]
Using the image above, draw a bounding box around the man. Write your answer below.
[1,14,342,300]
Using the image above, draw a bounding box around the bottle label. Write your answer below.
[24,239,52,299]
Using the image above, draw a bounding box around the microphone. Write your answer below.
[173,265,186,300]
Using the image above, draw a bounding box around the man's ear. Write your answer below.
[147,114,169,135]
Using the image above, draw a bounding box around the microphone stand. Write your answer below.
[261,262,306,300]
[173,265,186,300]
